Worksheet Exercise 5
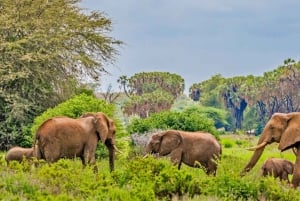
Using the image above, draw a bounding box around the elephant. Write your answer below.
[5,146,35,164]
[145,130,222,175]
[241,112,300,188]
[34,112,117,171]
[261,158,294,183]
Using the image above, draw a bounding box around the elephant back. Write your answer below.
[181,131,221,157]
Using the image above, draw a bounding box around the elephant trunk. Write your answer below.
[106,140,115,172]
[241,135,268,176]
[109,148,115,172]
[241,146,265,176]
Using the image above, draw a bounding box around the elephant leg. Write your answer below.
[80,156,86,166]
[281,171,289,183]
[83,147,97,173]
[292,146,300,188]
[207,160,217,176]
[169,149,182,169]
[43,145,60,163]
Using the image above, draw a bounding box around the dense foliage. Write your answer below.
[127,110,218,137]
[0,0,121,150]
[28,93,127,158]
[120,72,185,98]
[123,89,174,118]
[30,94,115,134]
[189,59,300,132]
[173,104,231,130]
[119,72,185,118]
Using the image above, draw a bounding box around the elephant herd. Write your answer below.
[5,112,300,189]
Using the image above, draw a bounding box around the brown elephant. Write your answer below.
[145,130,222,175]
[241,112,300,188]
[34,112,117,171]
[261,158,294,183]
[5,146,35,164]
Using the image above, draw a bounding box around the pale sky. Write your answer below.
[80,0,300,93]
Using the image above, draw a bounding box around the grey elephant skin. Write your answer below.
[261,158,294,183]
[5,146,34,164]
[34,112,117,171]
[241,112,300,188]
[145,130,222,175]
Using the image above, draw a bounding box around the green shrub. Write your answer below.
[180,105,230,129]
[29,94,128,158]
[222,138,234,148]
[258,177,300,201]
[31,94,115,135]
[127,110,219,137]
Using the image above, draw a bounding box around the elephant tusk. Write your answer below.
[246,141,267,151]
[113,144,122,154]
[293,147,298,155]
[143,154,149,158]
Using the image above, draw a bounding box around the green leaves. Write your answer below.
[120,72,185,118]
[30,94,116,136]
[0,0,121,148]
[127,110,218,137]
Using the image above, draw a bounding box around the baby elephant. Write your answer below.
[5,146,35,164]
[146,130,222,175]
[261,158,294,182]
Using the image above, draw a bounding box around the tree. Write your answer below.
[189,74,225,107]
[119,72,185,118]
[221,77,248,130]
[0,0,122,149]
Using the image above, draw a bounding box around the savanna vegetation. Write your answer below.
[1,0,300,200]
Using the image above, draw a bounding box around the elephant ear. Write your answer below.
[278,113,300,151]
[108,119,116,139]
[94,112,110,143]
[159,130,183,155]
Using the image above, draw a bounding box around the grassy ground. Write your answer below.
[1,134,299,200]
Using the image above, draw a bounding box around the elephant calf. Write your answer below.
[5,146,35,164]
[146,130,222,175]
[261,158,294,183]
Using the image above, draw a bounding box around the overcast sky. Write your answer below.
[80,0,300,93]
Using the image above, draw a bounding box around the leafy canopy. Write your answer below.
[0,0,121,149]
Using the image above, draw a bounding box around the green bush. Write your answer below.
[127,110,219,137]
[180,105,230,129]
[29,94,127,158]
[222,138,234,148]
[31,94,115,135]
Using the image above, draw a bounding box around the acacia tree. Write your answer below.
[0,0,121,148]
[119,72,185,118]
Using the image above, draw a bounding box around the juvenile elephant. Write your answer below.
[145,130,222,175]
[241,112,300,188]
[5,146,35,164]
[34,112,117,171]
[261,158,294,183]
